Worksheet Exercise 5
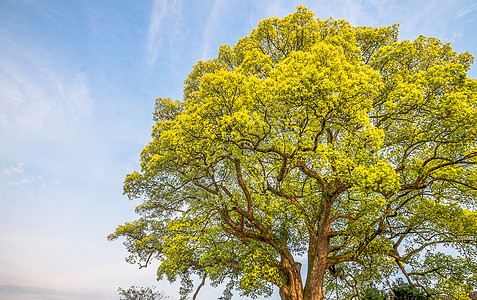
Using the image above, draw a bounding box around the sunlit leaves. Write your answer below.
[111,6,477,300]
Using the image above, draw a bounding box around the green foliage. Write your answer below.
[359,283,428,300]
[361,287,387,300]
[392,283,427,300]
[110,6,477,300]
[359,281,429,300]
[118,286,167,300]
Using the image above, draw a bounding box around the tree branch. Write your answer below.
[230,156,254,216]
[192,273,207,300]
[329,214,358,223]
[296,160,328,192]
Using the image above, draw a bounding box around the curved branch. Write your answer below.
[138,250,155,269]
[192,272,207,300]
[296,160,328,192]
[229,156,254,216]
[329,214,358,224]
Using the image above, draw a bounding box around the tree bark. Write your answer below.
[303,195,333,300]
[278,233,329,300]
[303,236,329,300]
[279,258,304,300]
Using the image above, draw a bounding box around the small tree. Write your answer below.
[360,282,428,300]
[118,286,167,300]
[392,282,427,300]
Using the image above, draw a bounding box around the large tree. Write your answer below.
[109,7,477,300]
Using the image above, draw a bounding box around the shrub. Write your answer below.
[392,284,427,300]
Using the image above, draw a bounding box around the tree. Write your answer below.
[392,283,428,300]
[359,281,428,300]
[108,6,477,300]
[118,286,167,300]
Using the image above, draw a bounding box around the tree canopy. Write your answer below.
[109,6,477,300]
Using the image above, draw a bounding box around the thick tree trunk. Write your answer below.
[278,248,328,300]
[278,228,331,300]
[276,187,334,300]
[278,259,304,300]
[303,240,328,300]
[303,195,333,300]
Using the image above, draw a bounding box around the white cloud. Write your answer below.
[457,1,477,18]
[0,32,94,197]
[0,34,93,155]
[303,0,466,44]
[0,161,24,176]
[200,0,226,60]
[0,161,40,191]
[146,0,179,67]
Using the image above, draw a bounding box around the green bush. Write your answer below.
[361,287,387,300]
[392,284,427,300]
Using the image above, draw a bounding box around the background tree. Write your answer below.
[391,282,428,300]
[109,6,477,300]
[118,286,167,300]
[359,280,428,300]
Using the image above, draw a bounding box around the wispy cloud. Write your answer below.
[146,0,180,67]
[0,161,57,197]
[314,0,465,43]
[0,161,24,176]
[0,34,93,156]
[457,1,477,18]
[200,0,226,60]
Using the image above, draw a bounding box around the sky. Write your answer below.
[0,0,476,299]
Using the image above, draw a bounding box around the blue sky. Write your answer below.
[0,0,476,299]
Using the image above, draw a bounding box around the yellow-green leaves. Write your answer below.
[352,160,400,193]
[248,5,320,62]
[241,246,283,288]
[111,6,477,300]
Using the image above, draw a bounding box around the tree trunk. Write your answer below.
[303,243,328,300]
[278,250,327,300]
[303,195,333,300]
[279,288,290,300]
[278,193,333,300]
[278,230,330,300]
[278,258,304,300]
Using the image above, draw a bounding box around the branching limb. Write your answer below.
[138,250,155,269]
[296,160,329,193]
[192,272,207,300]
[229,156,254,216]
[329,214,358,223]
